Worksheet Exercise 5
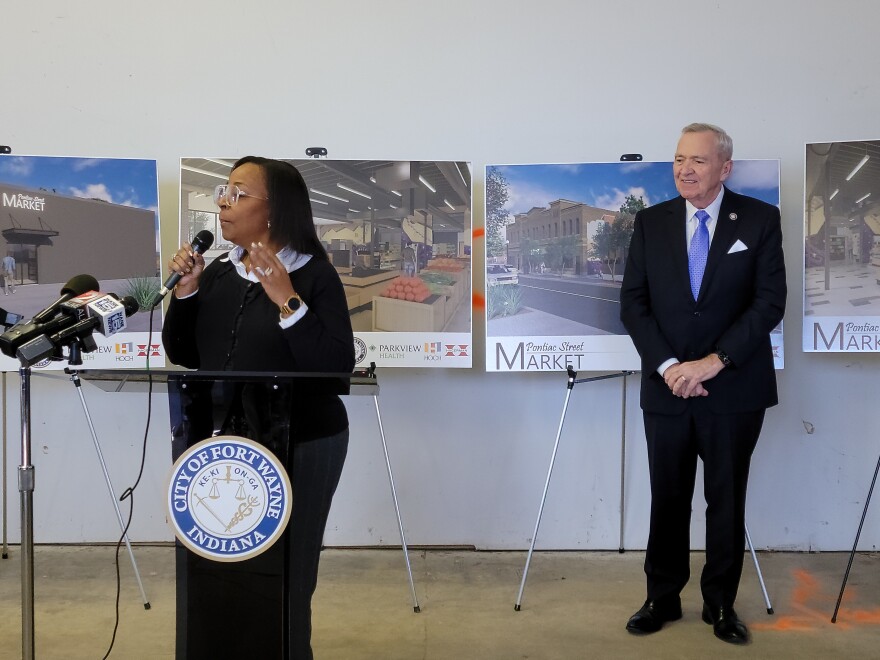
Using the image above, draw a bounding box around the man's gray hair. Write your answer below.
[681,123,733,161]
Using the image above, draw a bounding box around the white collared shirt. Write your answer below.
[227,245,312,280]
[685,187,725,251]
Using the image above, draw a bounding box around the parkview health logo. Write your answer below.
[167,436,293,562]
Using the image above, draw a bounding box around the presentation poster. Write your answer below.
[485,160,783,372]
[0,155,162,370]
[804,140,880,352]
[180,159,472,368]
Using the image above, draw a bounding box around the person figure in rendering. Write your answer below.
[2,253,15,294]
[619,123,786,645]
[163,156,354,659]
[402,242,416,277]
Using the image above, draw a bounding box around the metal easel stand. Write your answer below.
[831,450,880,623]
[66,369,149,609]
[362,363,420,612]
[514,367,774,614]
[515,367,631,611]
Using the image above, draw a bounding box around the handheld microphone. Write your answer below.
[151,230,214,308]
[31,274,100,324]
[16,294,139,366]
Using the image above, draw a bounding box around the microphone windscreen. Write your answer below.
[192,230,214,253]
[60,274,100,297]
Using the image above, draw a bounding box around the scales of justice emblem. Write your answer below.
[167,436,293,562]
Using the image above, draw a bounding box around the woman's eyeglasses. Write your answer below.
[213,184,269,207]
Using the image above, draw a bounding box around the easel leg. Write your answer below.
[831,450,880,623]
[515,372,576,611]
[70,374,150,609]
[373,395,420,612]
[618,373,627,554]
[744,522,773,614]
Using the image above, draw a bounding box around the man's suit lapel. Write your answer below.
[698,187,739,302]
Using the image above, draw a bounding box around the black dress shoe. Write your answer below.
[625,598,683,635]
[702,603,750,645]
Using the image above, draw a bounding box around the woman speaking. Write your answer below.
[163,156,354,659]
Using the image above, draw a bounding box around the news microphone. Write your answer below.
[0,282,103,358]
[31,274,100,324]
[151,230,214,308]
[16,295,139,366]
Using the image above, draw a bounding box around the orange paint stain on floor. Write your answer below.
[752,567,880,632]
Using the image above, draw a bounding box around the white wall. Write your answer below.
[2,0,879,551]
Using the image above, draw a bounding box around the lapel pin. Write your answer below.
[729,213,738,221]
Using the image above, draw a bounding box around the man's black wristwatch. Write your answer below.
[713,349,731,366]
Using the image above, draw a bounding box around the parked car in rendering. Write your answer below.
[487,264,519,286]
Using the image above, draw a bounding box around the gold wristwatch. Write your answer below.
[279,293,303,317]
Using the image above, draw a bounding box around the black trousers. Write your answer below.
[643,407,764,608]
[288,428,349,659]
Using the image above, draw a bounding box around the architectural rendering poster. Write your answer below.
[180,159,472,368]
[804,140,880,352]
[485,160,783,372]
[0,155,162,371]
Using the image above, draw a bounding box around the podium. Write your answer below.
[67,368,413,659]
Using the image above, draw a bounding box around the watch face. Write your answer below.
[287,296,301,311]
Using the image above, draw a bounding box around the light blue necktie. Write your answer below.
[688,209,710,300]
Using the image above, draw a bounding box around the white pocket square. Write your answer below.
[728,240,748,254]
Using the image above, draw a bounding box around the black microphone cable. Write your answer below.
[102,299,159,660]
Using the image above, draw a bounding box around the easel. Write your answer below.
[515,367,774,615]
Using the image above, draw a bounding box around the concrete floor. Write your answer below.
[1,546,879,659]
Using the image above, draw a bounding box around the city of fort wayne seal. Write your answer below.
[167,436,292,562]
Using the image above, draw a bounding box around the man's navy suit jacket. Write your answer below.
[620,187,786,414]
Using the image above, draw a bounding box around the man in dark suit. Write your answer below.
[619,123,786,645]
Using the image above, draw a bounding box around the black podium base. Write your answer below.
[175,541,287,659]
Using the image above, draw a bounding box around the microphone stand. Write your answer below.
[19,364,35,660]
[17,334,150,659]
